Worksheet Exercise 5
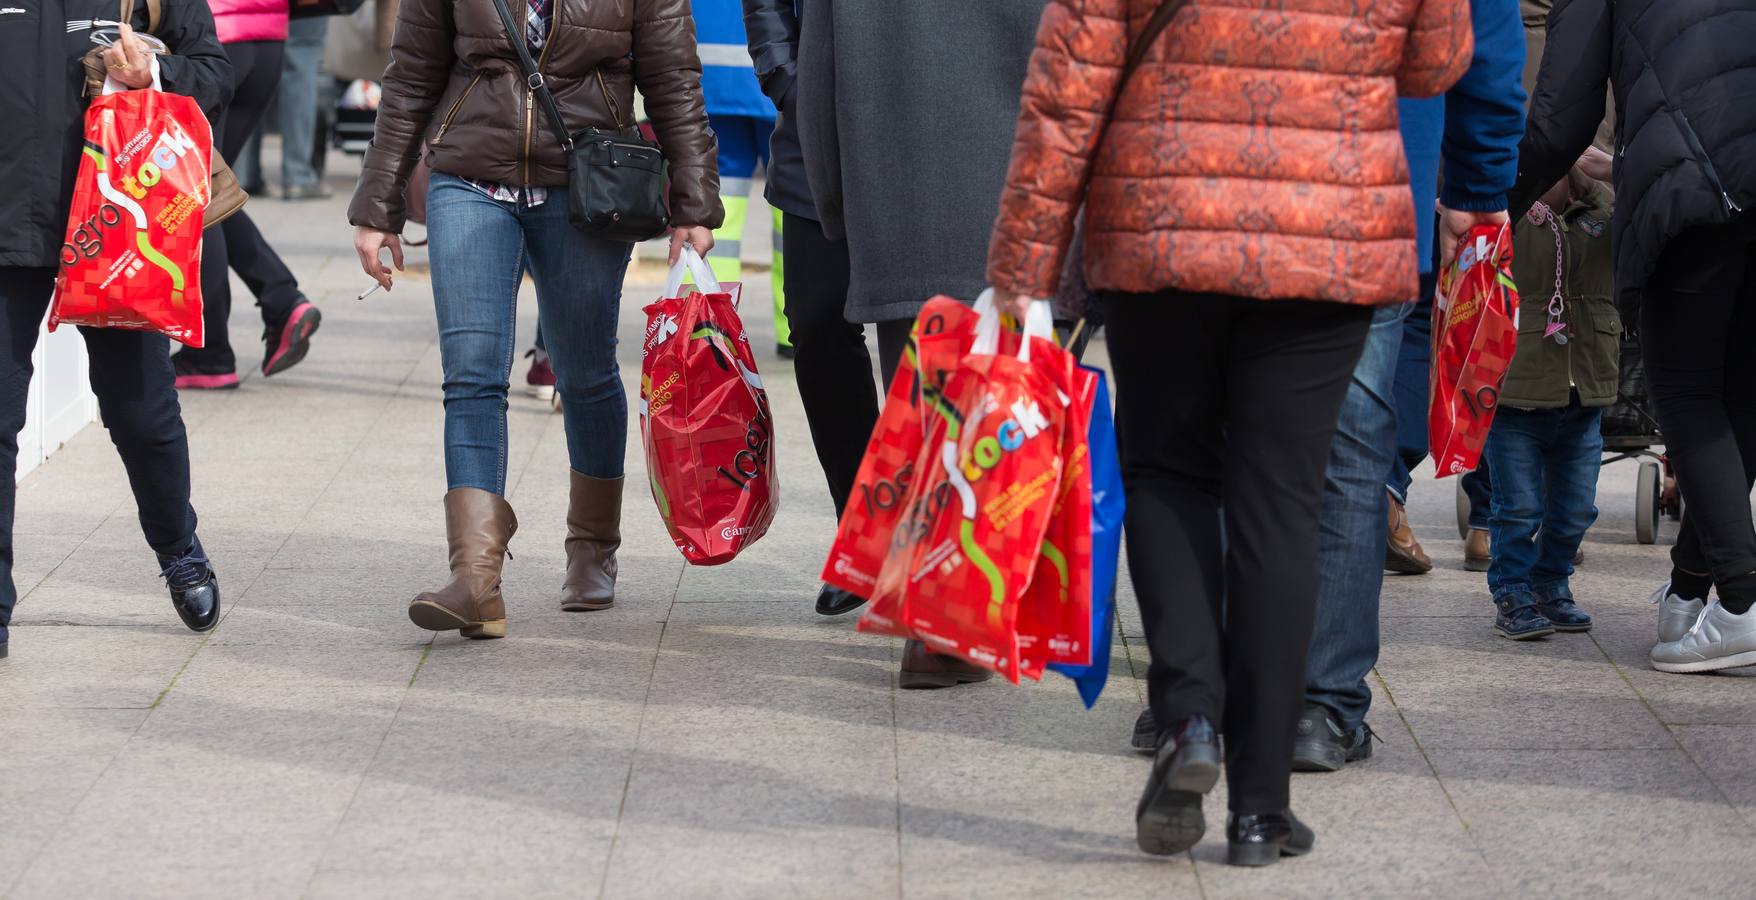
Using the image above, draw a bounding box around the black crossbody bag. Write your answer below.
[488,0,670,241]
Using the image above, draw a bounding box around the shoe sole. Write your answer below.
[816,599,868,617]
[899,670,992,689]
[175,373,240,390]
[526,384,556,401]
[1464,557,1491,573]
[561,599,614,612]
[408,601,506,639]
[1494,625,1557,641]
[1136,744,1221,856]
[1652,647,1756,673]
[1550,622,1593,633]
[1131,730,1156,754]
[263,304,321,377]
[1385,547,1433,576]
[1227,837,1312,867]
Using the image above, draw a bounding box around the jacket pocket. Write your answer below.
[430,73,485,146]
[1572,297,1622,406]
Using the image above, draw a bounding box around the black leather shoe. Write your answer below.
[1292,705,1375,772]
[1136,714,1221,856]
[815,584,866,616]
[159,537,220,633]
[1536,594,1593,632]
[1226,810,1315,866]
[1131,708,1157,753]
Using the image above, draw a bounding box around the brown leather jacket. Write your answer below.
[348,0,722,234]
[988,0,1473,306]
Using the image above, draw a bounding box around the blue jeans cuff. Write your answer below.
[1492,588,1537,610]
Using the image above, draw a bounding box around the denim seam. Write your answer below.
[498,232,526,497]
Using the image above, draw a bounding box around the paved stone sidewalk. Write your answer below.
[3,162,1753,899]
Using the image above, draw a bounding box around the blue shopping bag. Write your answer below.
[1050,366,1124,708]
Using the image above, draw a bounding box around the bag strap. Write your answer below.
[488,0,626,153]
[1121,0,1188,87]
[118,0,162,33]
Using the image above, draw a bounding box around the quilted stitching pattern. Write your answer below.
[989,0,1473,306]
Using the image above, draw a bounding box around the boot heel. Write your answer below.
[461,619,507,639]
[1227,838,1285,867]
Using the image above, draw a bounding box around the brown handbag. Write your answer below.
[82,0,248,226]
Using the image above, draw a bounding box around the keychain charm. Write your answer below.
[1527,201,1570,345]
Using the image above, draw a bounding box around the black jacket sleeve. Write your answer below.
[1508,0,1611,218]
[147,0,233,122]
[742,0,798,110]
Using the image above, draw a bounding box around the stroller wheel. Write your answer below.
[1636,460,1662,545]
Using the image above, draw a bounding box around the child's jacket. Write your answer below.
[1501,180,1621,408]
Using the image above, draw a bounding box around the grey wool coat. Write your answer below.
[795,0,1049,324]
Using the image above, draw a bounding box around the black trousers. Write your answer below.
[0,268,199,626]
[1642,220,1756,608]
[182,40,303,373]
[780,212,909,517]
[1106,290,1371,813]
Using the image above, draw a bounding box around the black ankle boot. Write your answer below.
[158,537,220,633]
[1226,810,1315,866]
[1135,714,1221,856]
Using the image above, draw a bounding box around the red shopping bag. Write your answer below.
[640,248,776,564]
[1015,359,1096,680]
[50,85,213,346]
[1430,224,1521,477]
[862,300,1072,682]
[820,296,983,599]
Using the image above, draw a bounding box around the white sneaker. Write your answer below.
[1651,580,1709,644]
[1651,599,1756,673]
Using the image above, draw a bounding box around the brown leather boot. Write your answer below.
[899,640,995,689]
[409,488,517,639]
[1385,492,1433,575]
[1464,528,1491,572]
[560,471,622,612]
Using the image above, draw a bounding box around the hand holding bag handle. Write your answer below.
[662,245,723,300]
[488,0,670,241]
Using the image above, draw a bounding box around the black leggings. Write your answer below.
[182,40,302,372]
[779,212,909,517]
[1106,290,1370,813]
[0,268,198,626]
[1642,220,1756,611]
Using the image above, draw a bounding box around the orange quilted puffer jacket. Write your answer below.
[989,0,1474,306]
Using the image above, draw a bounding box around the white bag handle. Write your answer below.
[103,54,163,95]
[661,244,721,300]
[970,288,1055,362]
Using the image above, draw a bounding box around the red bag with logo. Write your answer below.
[50,83,213,346]
[1430,224,1521,477]
[640,249,776,564]
[1015,360,1096,680]
[861,300,1072,682]
[820,296,984,599]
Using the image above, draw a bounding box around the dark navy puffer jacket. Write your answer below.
[1510,0,1756,311]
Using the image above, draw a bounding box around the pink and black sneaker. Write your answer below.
[525,348,556,401]
[172,354,240,391]
[262,300,322,377]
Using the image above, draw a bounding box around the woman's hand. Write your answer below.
[354,226,403,293]
[1576,144,1614,182]
[103,23,155,90]
[669,225,714,265]
[989,288,1032,321]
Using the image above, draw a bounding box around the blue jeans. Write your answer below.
[1305,301,1409,731]
[1462,458,1493,531]
[1387,273,1436,501]
[1484,400,1604,606]
[426,173,632,494]
[278,18,328,189]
